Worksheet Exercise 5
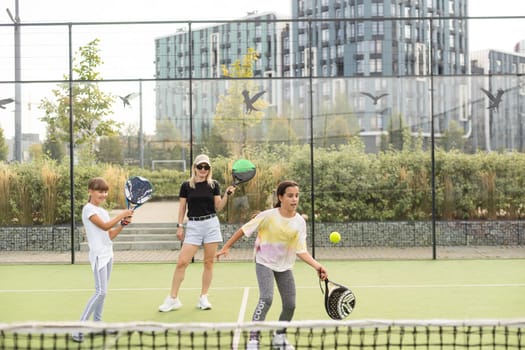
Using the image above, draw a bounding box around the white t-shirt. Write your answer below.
[241,208,307,272]
[82,202,113,271]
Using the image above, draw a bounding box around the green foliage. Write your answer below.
[3,147,525,225]
[39,38,122,164]
[215,48,268,155]
[97,136,124,164]
[0,128,8,161]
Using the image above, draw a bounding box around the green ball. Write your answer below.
[329,231,341,243]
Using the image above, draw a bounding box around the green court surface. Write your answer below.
[0,259,524,323]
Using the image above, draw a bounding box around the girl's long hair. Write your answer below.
[274,180,299,208]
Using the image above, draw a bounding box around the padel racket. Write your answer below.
[320,278,356,320]
[226,159,256,195]
[124,176,153,211]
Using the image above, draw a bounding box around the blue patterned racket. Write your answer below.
[124,176,153,211]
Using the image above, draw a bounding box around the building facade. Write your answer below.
[154,0,482,152]
[154,12,283,141]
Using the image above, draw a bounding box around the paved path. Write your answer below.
[111,200,180,223]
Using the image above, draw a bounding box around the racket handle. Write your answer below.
[226,185,237,195]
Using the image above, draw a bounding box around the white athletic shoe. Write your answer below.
[197,294,212,310]
[158,296,182,312]
[272,333,294,350]
[246,338,259,350]
[71,333,84,343]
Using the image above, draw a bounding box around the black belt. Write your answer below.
[188,213,216,221]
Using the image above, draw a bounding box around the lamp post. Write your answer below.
[6,0,22,162]
[139,80,144,168]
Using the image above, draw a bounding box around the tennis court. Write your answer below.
[1,259,524,322]
[1,259,524,349]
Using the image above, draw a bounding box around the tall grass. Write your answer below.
[103,165,129,209]
[481,170,496,219]
[0,165,13,225]
[41,164,60,225]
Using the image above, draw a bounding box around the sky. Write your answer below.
[0,0,524,139]
[2,0,522,51]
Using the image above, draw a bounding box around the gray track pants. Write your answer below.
[252,262,296,333]
[79,258,113,322]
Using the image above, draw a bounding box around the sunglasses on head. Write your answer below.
[196,164,210,170]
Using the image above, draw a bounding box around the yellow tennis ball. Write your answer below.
[329,231,341,244]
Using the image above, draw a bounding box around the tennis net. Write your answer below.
[0,319,523,350]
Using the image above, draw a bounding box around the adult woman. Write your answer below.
[216,180,327,350]
[159,154,236,312]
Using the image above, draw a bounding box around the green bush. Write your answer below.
[2,146,525,225]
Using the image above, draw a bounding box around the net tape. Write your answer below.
[1,319,523,350]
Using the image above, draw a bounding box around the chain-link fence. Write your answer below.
[1,16,525,262]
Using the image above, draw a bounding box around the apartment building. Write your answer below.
[154,0,471,150]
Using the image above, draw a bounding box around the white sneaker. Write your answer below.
[71,333,84,343]
[272,333,294,350]
[197,294,212,310]
[246,338,259,350]
[158,296,182,312]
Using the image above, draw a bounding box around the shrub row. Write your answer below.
[1,144,525,225]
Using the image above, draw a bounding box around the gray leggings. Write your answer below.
[252,263,296,323]
[79,258,113,322]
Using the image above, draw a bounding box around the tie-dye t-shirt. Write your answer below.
[241,208,308,272]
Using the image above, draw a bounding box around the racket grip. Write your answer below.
[226,186,235,195]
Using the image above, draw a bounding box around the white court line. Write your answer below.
[232,287,250,350]
[1,283,524,293]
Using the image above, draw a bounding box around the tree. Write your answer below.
[39,39,122,164]
[214,48,268,156]
[0,128,8,161]
[440,120,467,151]
[381,113,411,151]
[97,135,124,164]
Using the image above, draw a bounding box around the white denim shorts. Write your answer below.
[184,215,222,245]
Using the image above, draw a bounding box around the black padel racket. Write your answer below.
[124,176,153,211]
[227,159,256,195]
[320,278,356,320]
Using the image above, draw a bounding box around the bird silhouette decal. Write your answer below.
[360,92,389,105]
[118,93,139,108]
[480,88,505,112]
[242,89,266,114]
[0,98,14,109]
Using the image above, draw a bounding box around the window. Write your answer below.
[370,59,383,73]
[371,3,384,16]
[357,22,365,36]
[299,33,306,47]
[337,45,344,57]
[370,40,382,54]
[357,42,365,54]
[404,24,411,40]
[322,28,329,41]
[322,47,329,60]
[357,4,364,16]
[372,21,384,35]
[356,59,364,73]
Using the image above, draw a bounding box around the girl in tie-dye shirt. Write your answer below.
[217,180,328,350]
